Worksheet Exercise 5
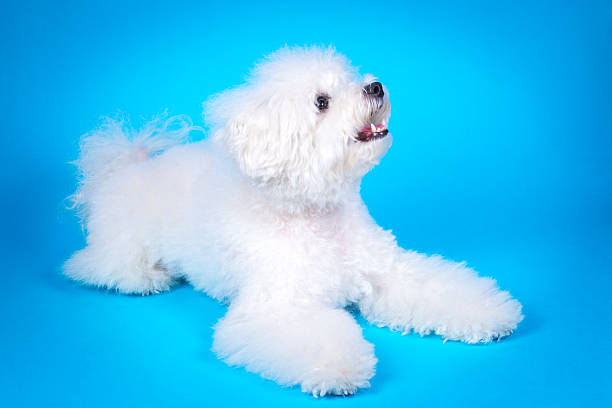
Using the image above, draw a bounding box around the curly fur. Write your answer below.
[64,46,523,397]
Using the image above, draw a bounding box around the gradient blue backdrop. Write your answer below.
[1,1,611,406]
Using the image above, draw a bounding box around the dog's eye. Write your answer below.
[315,95,330,111]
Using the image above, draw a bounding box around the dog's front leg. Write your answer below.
[358,246,524,343]
[212,291,377,397]
[346,206,523,343]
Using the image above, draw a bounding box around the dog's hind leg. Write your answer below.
[64,240,176,295]
[64,115,194,294]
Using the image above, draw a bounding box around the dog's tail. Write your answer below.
[68,114,199,223]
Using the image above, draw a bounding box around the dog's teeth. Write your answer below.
[370,123,376,132]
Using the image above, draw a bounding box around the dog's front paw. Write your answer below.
[437,290,524,344]
[300,354,377,398]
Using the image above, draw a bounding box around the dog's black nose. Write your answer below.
[363,81,384,98]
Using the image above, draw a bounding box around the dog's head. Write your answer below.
[205,46,391,209]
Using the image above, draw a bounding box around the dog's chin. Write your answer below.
[355,123,389,142]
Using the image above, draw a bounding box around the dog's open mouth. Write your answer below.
[356,123,389,142]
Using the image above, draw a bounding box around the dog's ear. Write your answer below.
[205,87,313,184]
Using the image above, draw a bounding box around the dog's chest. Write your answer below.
[270,210,368,304]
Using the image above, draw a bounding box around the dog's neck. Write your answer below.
[250,178,356,217]
[211,141,360,216]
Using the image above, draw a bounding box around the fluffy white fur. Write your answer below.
[65,46,523,397]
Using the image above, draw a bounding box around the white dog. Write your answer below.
[65,46,523,397]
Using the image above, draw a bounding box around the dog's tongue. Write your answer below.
[360,123,386,135]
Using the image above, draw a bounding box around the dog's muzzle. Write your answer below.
[356,81,389,142]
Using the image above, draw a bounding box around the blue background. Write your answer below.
[1,0,611,406]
